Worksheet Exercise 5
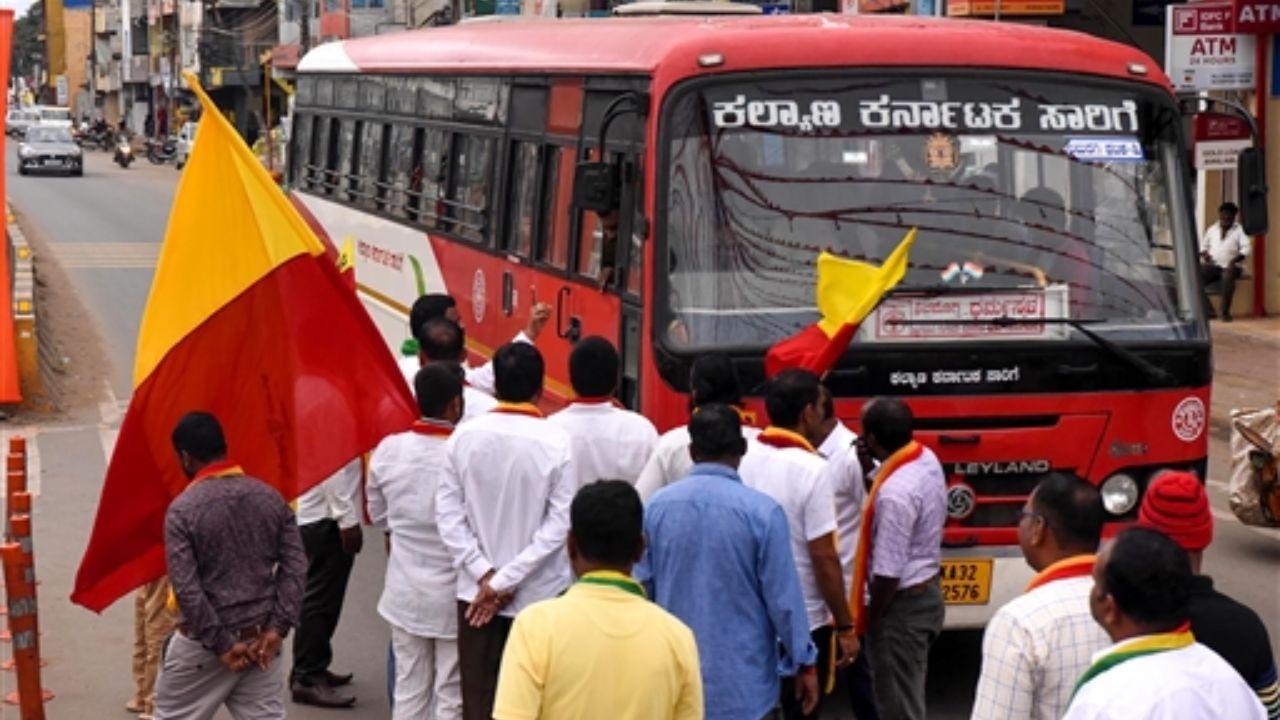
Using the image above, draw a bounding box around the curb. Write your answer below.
[6,208,41,399]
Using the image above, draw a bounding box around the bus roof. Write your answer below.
[298,14,1169,92]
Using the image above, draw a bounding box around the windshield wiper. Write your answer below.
[883,316,1176,385]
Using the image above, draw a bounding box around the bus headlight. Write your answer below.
[1101,473,1140,515]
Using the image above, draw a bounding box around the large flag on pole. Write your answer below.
[764,230,916,379]
[72,73,417,612]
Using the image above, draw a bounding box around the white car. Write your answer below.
[34,106,73,129]
[175,122,197,169]
[5,109,39,137]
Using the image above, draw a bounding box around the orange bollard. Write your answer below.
[1,540,51,717]
[5,454,25,543]
[8,492,29,518]
[7,437,25,459]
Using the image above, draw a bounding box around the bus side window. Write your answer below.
[348,119,364,202]
[324,117,342,196]
[504,141,539,258]
[446,134,494,244]
[537,146,574,269]
[419,129,449,229]
[623,160,644,297]
[308,115,328,192]
[291,113,312,188]
[354,121,384,209]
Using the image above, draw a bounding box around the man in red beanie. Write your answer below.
[1138,471,1279,719]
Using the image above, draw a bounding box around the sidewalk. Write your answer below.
[1210,316,1280,440]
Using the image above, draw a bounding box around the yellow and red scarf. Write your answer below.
[493,401,544,418]
[410,419,453,438]
[756,427,817,453]
[1070,623,1195,699]
[1025,554,1096,593]
[848,441,924,636]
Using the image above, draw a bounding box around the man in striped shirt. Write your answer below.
[971,473,1110,720]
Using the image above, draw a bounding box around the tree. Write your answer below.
[11,2,45,84]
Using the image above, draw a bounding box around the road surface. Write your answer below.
[4,149,1277,719]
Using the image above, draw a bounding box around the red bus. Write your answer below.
[291,13,1214,626]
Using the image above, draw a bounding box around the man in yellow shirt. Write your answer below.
[493,480,703,720]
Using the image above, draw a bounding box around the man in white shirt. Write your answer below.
[1199,201,1251,321]
[636,353,760,500]
[436,342,575,720]
[1063,527,1264,720]
[813,385,876,720]
[739,369,857,719]
[549,336,658,487]
[397,293,550,394]
[368,362,466,720]
[971,473,1109,720]
[856,397,946,720]
[291,457,364,708]
[419,317,497,422]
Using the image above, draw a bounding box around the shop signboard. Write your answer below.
[1165,3,1255,92]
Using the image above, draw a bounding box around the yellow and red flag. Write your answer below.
[71,74,416,612]
[764,230,916,379]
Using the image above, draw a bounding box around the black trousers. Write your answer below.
[456,601,514,720]
[1201,262,1243,316]
[291,519,354,685]
[780,626,880,720]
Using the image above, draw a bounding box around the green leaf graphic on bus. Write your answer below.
[407,255,427,296]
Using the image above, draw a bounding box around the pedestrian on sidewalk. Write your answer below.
[739,369,857,720]
[635,353,760,500]
[128,576,177,719]
[636,403,818,720]
[852,397,946,720]
[548,336,658,487]
[291,457,364,708]
[493,480,702,720]
[970,473,1109,720]
[155,412,307,720]
[1062,527,1264,719]
[436,342,576,720]
[1199,202,1251,322]
[368,363,466,720]
[1137,471,1280,719]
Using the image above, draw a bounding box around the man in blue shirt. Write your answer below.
[637,403,818,720]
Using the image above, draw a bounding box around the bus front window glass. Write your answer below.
[663,76,1200,351]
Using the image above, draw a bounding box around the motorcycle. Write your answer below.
[115,138,134,168]
[146,135,177,164]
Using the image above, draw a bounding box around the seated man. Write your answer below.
[1200,201,1251,321]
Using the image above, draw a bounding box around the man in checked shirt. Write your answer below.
[154,412,308,720]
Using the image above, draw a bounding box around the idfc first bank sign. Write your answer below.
[1232,0,1280,33]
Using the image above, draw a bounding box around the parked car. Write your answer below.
[174,121,197,169]
[17,125,83,176]
[5,109,38,137]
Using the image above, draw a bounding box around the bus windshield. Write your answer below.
[661,74,1201,352]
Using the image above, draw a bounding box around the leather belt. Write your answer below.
[177,624,266,643]
[897,574,940,597]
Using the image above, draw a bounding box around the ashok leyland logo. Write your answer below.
[946,483,977,520]
[1172,397,1206,442]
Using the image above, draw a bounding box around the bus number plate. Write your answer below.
[940,559,993,605]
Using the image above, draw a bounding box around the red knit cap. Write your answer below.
[1138,471,1213,552]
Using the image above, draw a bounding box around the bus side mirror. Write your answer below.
[1238,147,1269,236]
[573,160,620,215]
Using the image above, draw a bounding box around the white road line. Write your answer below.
[98,380,122,427]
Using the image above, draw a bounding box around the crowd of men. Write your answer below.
[128,293,1278,720]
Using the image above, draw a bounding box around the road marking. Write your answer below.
[45,242,160,269]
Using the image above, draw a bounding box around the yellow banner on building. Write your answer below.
[947,0,1065,15]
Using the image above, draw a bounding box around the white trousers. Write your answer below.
[391,623,462,720]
